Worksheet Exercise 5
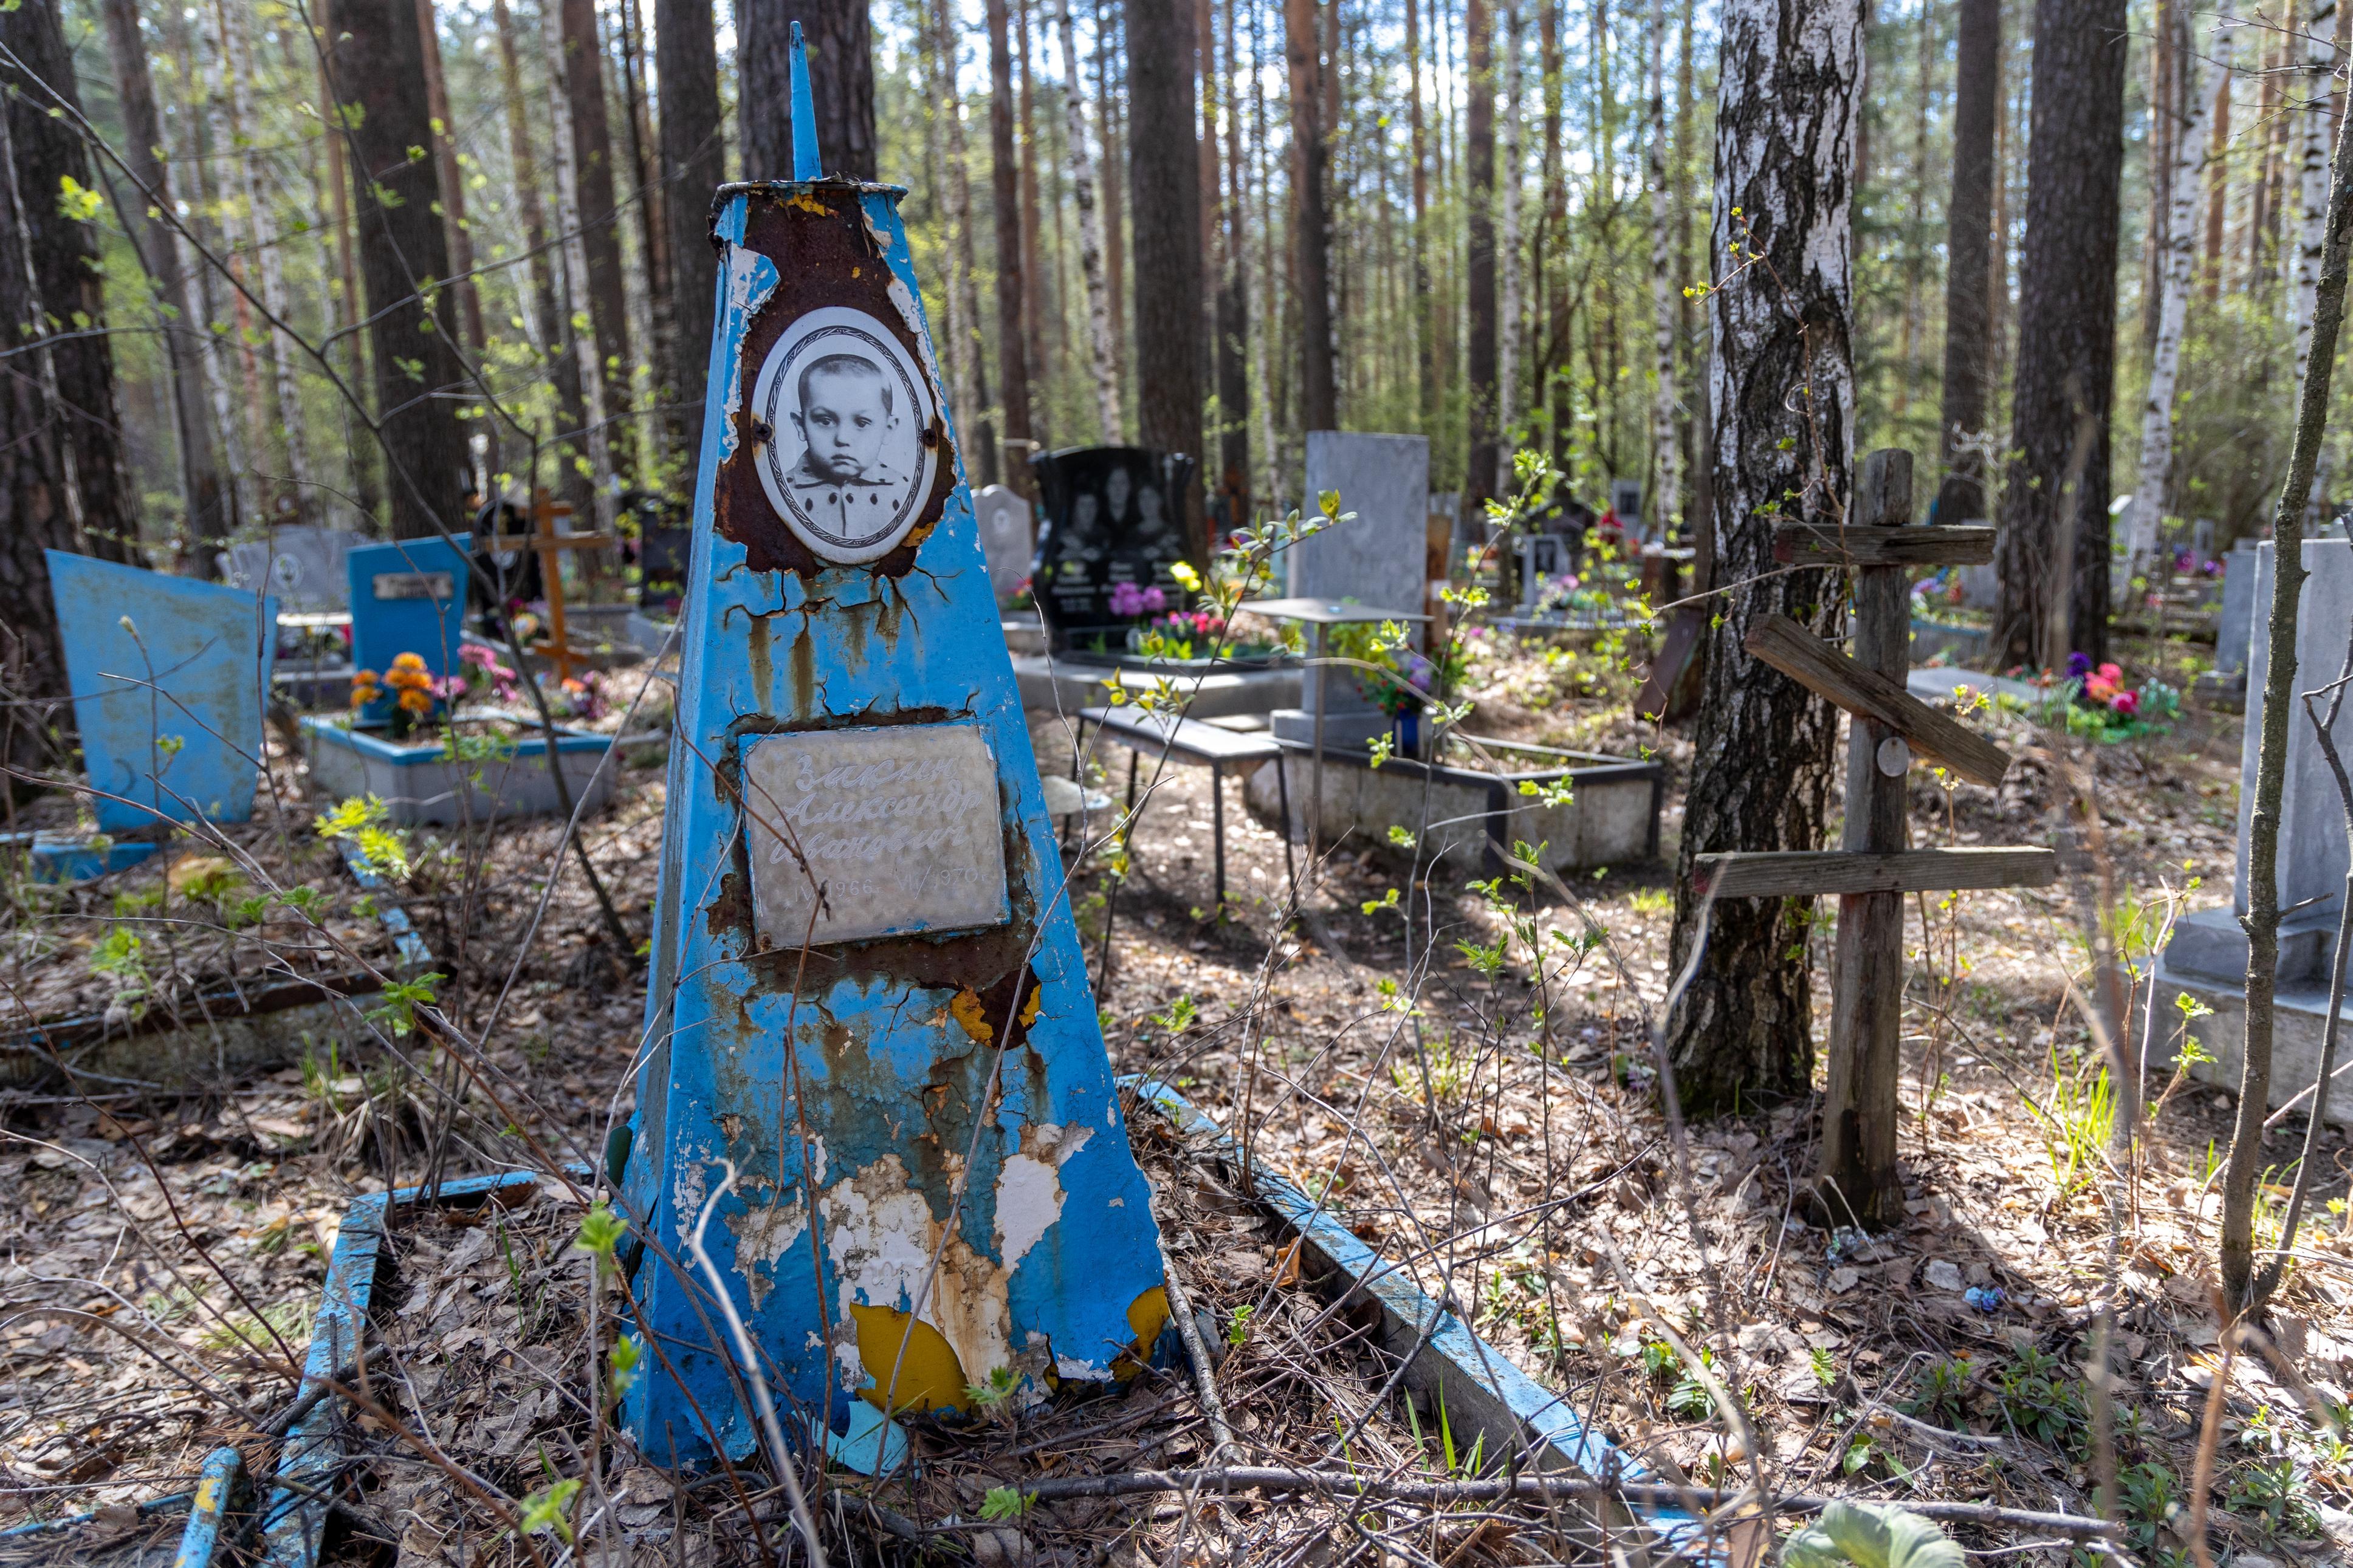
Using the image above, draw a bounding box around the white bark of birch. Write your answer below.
[1647,0,1681,532]
[1497,0,1524,491]
[2121,19,2228,600]
[1056,0,1119,442]
[2294,0,2340,518]
[538,0,616,535]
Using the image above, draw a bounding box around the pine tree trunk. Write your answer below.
[740,0,876,180]
[616,0,670,449]
[2,0,138,564]
[313,33,376,524]
[1934,0,2000,521]
[1664,0,1861,1113]
[0,66,86,753]
[1017,0,1049,428]
[558,0,636,479]
[2121,22,2229,600]
[1645,0,1679,530]
[986,0,1036,492]
[218,0,317,527]
[932,0,998,481]
[1465,0,1498,516]
[2206,50,2231,300]
[493,0,584,513]
[1993,0,2128,669]
[322,0,468,540]
[1098,0,1129,428]
[538,0,618,535]
[1218,0,1250,517]
[1891,0,1933,424]
[98,0,230,572]
[414,0,487,360]
[1545,0,1572,468]
[654,0,721,476]
[1132,0,1206,522]
[1408,0,1431,435]
[1285,0,1338,433]
[1498,2,1525,465]
[1249,0,1279,502]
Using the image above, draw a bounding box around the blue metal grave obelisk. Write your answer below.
[619,28,1166,1469]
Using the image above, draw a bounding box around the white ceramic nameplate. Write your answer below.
[742,722,1009,947]
[372,572,455,602]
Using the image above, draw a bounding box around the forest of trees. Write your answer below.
[4,0,2343,582]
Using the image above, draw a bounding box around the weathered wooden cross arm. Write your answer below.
[1743,611,2013,789]
[1692,846,2058,900]
[1772,522,1996,569]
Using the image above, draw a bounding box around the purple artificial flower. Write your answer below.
[1142,586,1167,613]
[1110,581,1145,617]
[2067,651,2093,680]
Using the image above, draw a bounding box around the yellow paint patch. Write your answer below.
[949,988,994,1044]
[1111,1286,1170,1381]
[1018,984,1042,1028]
[193,1475,224,1511]
[848,1303,972,1414]
[787,191,830,217]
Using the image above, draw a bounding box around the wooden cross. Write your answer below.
[1690,448,2058,1230]
[481,490,619,680]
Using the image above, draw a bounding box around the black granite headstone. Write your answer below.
[631,492,693,615]
[1028,446,1198,655]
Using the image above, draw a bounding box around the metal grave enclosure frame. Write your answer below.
[620,41,1166,1470]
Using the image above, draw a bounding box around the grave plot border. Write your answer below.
[1122,1076,1723,1566]
[297,715,617,827]
[0,841,433,1094]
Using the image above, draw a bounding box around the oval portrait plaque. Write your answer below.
[749,305,941,565]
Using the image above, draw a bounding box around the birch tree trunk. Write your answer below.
[1498,0,1524,476]
[537,0,617,536]
[2293,0,2343,516]
[1056,0,1119,441]
[1646,0,1680,531]
[2121,20,2229,603]
[1665,0,1861,1111]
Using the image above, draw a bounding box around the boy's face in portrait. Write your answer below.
[794,362,895,482]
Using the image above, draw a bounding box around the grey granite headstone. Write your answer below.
[2191,518,2217,558]
[1288,433,1431,640]
[972,484,1035,606]
[218,527,367,615]
[1957,562,1998,611]
[2215,538,2262,677]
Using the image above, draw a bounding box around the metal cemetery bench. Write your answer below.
[1078,705,1295,906]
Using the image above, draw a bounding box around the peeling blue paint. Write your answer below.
[622,50,1163,1471]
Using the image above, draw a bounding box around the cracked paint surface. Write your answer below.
[622,177,1164,1468]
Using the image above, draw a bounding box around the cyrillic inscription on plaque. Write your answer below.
[742,724,1011,947]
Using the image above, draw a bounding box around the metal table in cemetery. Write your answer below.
[1238,596,1431,855]
[1077,704,1294,907]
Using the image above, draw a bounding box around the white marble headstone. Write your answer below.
[1288,433,1431,644]
[972,485,1036,607]
[2234,539,2353,919]
[218,527,368,615]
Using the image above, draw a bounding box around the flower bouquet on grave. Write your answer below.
[2057,652,2182,742]
[350,652,439,740]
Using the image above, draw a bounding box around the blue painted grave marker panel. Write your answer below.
[622,83,1166,1470]
[46,552,278,834]
[346,535,471,682]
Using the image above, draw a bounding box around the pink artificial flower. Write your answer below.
[2097,662,2123,683]
[2112,690,2140,717]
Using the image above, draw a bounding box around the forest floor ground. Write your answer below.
[0,625,2343,1567]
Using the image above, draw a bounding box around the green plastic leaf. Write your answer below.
[1784,1501,1965,1568]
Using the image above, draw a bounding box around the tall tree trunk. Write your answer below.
[1891,0,1933,423]
[558,0,636,482]
[216,0,316,527]
[1250,0,1279,501]
[654,0,721,481]
[1016,0,1048,431]
[493,0,584,514]
[1645,0,1678,530]
[932,0,998,481]
[1465,0,1498,517]
[1132,0,1206,527]
[1993,0,2128,668]
[1934,0,2001,521]
[1285,0,1338,433]
[322,0,469,540]
[0,52,87,753]
[1098,0,1129,429]
[539,0,619,534]
[313,29,376,524]
[1545,0,1572,469]
[1409,0,1434,435]
[414,0,488,360]
[1217,0,1250,518]
[98,0,230,571]
[739,0,877,180]
[1664,0,1861,1111]
[986,0,1036,491]
[616,0,671,479]
[2295,5,2343,401]
[2205,49,2231,300]
[1498,2,1525,464]
[2121,21,2228,599]
[3,0,138,564]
